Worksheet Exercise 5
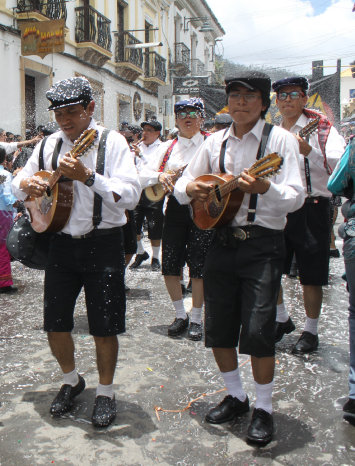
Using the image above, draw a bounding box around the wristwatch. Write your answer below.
[84,170,95,187]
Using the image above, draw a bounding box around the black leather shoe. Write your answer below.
[188,322,202,341]
[151,258,161,271]
[168,316,189,336]
[92,395,116,427]
[247,408,273,445]
[50,375,86,416]
[205,395,249,424]
[0,286,18,294]
[129,251,149,269]
[275,317,296,343]
[343,398,355,426]
[292,331,319,354]
[329,248,340,258]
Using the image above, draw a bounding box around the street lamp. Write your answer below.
[183,17,214,32]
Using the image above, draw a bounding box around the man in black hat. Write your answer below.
[12,76,141,427]
[272,76,345,354]
[174,71,305,445]
[130,120,164,271]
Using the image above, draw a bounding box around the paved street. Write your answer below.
[1,231,355,465]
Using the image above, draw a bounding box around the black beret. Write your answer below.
[141,120,162,131]
[272,76,309,93]
[224,71,271,97]
[46,77,93,111]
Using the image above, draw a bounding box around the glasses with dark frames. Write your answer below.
[277,91,304,101]
[177,111,200,119]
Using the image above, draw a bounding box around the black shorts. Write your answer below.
[134,197,164,241]
[122,210,137,255]
[162,196,213,278]
[284,198,331,286]
[44,230,126,337]
[204,230,285,357]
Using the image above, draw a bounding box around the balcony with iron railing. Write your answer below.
[144,51,166,91]
[114,32,144,81]
[75,5,112,67]
[171,42,190,76]
[191,58,207,77]
[15,0,67,21]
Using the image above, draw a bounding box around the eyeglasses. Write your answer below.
[228,93,260,102]
[177,111,200,119]
[277,91,304,101]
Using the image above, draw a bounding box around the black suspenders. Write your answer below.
[219,123,273,223]
[38,129,110,228]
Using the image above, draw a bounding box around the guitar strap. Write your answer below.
[38,136,49,171]
[303,134,313,196]
[219,123,273,223]
[92,129,110,227]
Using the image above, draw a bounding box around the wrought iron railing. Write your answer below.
[191,58,206,76]
[145,51,166,82]
[75,5,111,52]
[16,0,67,20]
[114,32,143,69]
[174,42,190,70]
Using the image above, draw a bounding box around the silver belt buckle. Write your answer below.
[233,228,247,241]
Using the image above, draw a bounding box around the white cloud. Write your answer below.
[207,0,355,75]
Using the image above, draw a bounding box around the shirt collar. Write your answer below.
[226,118,265,142]
[178,131,203,147]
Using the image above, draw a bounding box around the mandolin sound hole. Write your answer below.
[207,201,223,218]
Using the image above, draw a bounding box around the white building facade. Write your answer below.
[0,0,224,137]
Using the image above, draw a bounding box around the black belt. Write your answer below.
[305,196,330,204]
[57,226,121,240]
[216,225,283,246]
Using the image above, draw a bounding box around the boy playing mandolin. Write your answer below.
[174,71,305,445]
[12,77,141,427]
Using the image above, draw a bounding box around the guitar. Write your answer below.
[144,164,188,202]
[25,128,98,233]
[299,116,320,139]
[190,153,283,230]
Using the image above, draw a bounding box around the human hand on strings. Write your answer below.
[20,175,49,198]
[158,172,176,194]
[186,180,214,201]
[294,134,312,156]
[59,155,91,182]
[237,170,270,194]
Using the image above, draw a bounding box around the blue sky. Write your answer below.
[307,0,333,15]
[206,0,355,75]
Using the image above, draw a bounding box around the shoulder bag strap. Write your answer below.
[38,136,48,171]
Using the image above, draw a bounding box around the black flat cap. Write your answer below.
[141,120,162,131]
[225,71,271,96]
[46,77,93,111]
[272,76,309,93]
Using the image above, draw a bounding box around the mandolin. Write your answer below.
[299,116,320,139]
[25,128,98,233]
[191,152,283,230]
[144,164,187,202]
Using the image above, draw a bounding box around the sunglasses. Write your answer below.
[277,91,304,101]
[177,111,200,119]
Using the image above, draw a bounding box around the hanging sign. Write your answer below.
[19,19,65,59]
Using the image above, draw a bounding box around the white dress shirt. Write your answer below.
[284,113,345,197]
[139,132,207,188]
[135,138,162,173]
[174,119,305,230]
[0,142,18,155]
[12,119,141,236]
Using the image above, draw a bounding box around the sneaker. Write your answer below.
[50,375,86,416]
[188,322,203,341]
[247,408,274,445]
[343,398,355,426]
[151,258,161,271]
[129,251,149,269]
[292,331,319,355]
[275,317,296,343]
[167,316,189,336]
[205,395,249,424]
[92,395,116,427]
